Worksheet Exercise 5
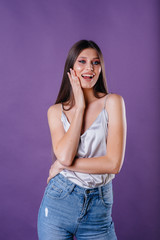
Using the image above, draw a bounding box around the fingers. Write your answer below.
[71,68,76,78]
[67,68,85,109]
[67,68,80,86]
[47,165,53,184]
[47,175,53,184]
[47,177,50,184]
[49,168,51,176]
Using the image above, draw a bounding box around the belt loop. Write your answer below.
[69,184,76,194]
[98,186,103,199]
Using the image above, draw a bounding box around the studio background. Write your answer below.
[0,0,159,239]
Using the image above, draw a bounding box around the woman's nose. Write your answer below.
[86,62,93,71]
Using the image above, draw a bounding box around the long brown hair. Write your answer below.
[55,40,109,111]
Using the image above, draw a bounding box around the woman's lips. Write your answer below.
[81,74,95,81]
[81,76,93,81]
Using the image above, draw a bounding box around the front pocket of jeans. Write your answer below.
[101,186,113,208]
[46,182,70,200]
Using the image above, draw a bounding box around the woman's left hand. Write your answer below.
[47,160,65,184]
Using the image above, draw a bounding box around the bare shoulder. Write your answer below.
[47,103,62,121]
[107,93,125,103]
[106,93,126,122]
[106,93,125,109]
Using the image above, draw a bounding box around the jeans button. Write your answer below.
[86,189,90,194]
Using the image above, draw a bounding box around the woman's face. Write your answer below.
[73,48,102,89]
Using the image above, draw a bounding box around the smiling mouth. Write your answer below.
[81,74,95,80]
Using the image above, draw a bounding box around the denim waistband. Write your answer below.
[50,173,112,197]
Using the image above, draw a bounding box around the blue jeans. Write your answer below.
[37,173,117,240]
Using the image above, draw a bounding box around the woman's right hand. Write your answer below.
[67,68,86,110]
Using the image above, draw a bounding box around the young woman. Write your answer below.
[37,40,127,240]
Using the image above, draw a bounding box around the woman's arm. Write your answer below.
[64,156,120,174]
[48,69,85,167]
[48,94,127,182]
[48,105,84,167]
[64,94,127,174]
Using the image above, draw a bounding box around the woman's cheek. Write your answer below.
[74,63,83,73]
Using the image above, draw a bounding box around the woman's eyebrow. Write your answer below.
[78,56,100,59]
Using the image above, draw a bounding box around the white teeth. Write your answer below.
[82,74,94,78]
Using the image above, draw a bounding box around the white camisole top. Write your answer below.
[60,93,115,188]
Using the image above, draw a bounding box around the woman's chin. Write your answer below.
[79,77,95,87]
[81,81,97,89]
[81,84,93,89]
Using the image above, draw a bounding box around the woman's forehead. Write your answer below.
[78,48,99,58]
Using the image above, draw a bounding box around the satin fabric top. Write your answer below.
[60,94,115,188]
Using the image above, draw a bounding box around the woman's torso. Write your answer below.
[60,93,115,188]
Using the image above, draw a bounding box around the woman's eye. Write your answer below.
[78,60,100,65]
[78,60,86,64]
[93,61,100,65]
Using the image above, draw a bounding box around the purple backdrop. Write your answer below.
[0,0,159,239]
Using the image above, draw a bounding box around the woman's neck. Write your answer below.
[82,89,96,105]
